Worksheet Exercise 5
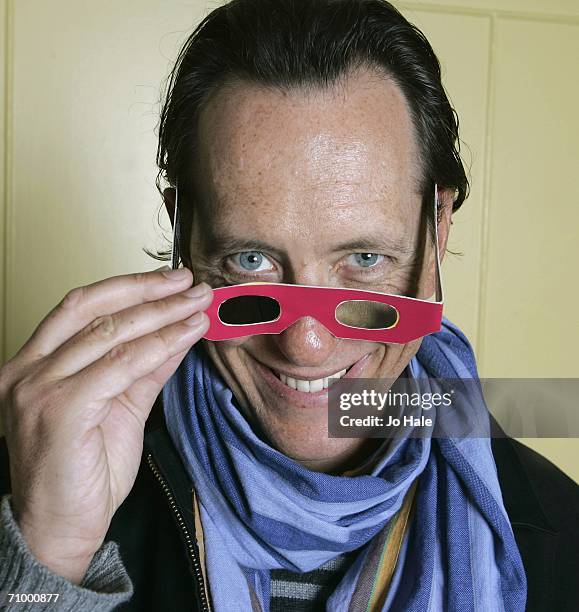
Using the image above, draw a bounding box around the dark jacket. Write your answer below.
[1,393,578,611]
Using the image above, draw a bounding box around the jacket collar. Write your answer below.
[144,393,198,536]
[490,417,556,534]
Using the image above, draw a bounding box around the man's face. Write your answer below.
[180,67,450,472]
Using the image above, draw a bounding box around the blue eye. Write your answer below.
[235,251,273,272]
[351,253,384,268]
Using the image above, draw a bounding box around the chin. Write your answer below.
[255,414,374,473]
[268,430,368,472]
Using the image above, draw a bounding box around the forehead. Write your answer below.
[194,67,422,239]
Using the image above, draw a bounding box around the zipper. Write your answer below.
[147,453,210,611]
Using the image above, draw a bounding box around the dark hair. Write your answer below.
[146,0,469,266]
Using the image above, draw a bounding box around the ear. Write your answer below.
[163,187,176,229]
[436,187,454,264]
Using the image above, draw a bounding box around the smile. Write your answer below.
[276,368,348,392]
[253,353,372,402]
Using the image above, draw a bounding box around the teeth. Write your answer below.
[285,376,297,390]
[278,368,347,393]
[309,378,324,392]
[296,379,309,392]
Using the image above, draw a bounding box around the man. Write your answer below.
[0,0,577,610]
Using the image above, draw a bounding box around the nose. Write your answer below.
[274,315,338,368]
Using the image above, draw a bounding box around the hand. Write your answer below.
[0,266,212,584]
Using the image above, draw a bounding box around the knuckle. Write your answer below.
[88,314,117,340]
[151,330,173,362]
[0,362,15,398]
[3,373,67,438]
[0,373,17,425]
[155,294,175,315]
[60,286,86,310]
[107,343,133,366]
[133,271,149,288]
[11,375,37,408]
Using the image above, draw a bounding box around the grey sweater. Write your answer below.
[0,496,133,611]
[1,494,358,612]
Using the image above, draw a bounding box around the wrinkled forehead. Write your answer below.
[193,68,424,236]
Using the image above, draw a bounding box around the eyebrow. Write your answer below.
[202,234,414,260]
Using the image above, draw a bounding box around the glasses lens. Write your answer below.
[335,300,399,330]
[218,295,281,325]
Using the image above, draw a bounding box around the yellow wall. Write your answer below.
[1,1,578,481]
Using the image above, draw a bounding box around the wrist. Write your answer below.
[13,505,100,585]
[23,543,95,585]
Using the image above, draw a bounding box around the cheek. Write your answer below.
[376,339,422,376]
[202,338,249,361]
[200,339,255,400]
[201,337,263,386]
[382,266,420,296]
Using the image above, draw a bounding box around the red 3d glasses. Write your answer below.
[170,185,444,344]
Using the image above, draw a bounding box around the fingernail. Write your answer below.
[184,312,207,327]
[183,283,210,298]
[162,268,189,280]
[154,265,170,272]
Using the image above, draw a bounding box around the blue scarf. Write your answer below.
[163,318,527,611]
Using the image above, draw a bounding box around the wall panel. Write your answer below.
[400,0,579,19]
[6,0,209,361]
[400,8,491,350]
[0,0,6,363]
[482,18,579,377]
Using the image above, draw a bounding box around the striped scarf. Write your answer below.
[163,318,527,611]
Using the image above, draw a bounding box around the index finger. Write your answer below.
[15,266,199,363]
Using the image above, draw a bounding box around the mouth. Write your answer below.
[276,366,349,392]
[253,353,372,405]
